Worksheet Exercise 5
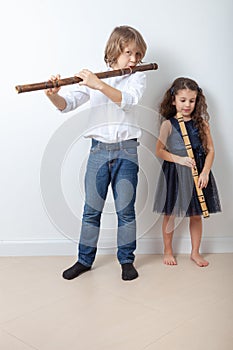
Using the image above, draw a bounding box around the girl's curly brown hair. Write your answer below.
[160,77,210,152]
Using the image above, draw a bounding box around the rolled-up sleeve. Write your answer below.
[121,72,146,111]
[61,87,90,113]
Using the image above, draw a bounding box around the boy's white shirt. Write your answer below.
[60,71,146,143]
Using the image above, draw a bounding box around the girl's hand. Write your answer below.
[178,156,196,168]
[198,172,209,189]
[75,69,103,90]
[45,74,61,96]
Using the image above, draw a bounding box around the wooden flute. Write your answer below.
[15,62,158,94]
[176,112,209,218]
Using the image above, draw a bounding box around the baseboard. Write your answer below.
[135,237,233,254]
[0,236,233,256]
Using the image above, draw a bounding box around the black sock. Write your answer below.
[121,263,138,281]
[62,261,91,280]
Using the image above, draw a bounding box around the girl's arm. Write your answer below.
[198,122,215,189]
[156,120,196,168]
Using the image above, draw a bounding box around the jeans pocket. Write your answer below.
[90,144,100,154]
[123,147,138,157]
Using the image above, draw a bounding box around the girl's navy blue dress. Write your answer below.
[153,117,221,216]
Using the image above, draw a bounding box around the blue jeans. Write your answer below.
[78,138,139,266]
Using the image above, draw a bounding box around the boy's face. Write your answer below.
[112,41,141,69]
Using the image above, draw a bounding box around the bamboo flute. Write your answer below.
[15,62,158,94]
[176,112,209,218]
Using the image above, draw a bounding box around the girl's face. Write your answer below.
[173,89,197,118]
[112,41,141,69]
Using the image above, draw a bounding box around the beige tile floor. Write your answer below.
[0,253,233,350]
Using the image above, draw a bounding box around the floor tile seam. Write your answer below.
[103,288,219,314]
[132,297,233,350]
[140,295,233,347]
[97,283,220,314]
[184,295,233,323]
[98,283,166,313]
[0,293,72,328]
[148,296,230,326]
[0,285,116,329]
[100,288,162,313]
[142,310,233,349]
[0,327,39,350]
[139,321,188,349]
[140,314,205,350]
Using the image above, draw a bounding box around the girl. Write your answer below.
[45,26,147,281]
[154,77,221,267]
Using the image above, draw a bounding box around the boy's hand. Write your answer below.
[76,69,103,90]
[45,74,61,96]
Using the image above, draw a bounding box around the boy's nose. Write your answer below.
[130,54,136,62]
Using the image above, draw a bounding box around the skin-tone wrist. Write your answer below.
[77,69,122,105]
[45,90,67,111]
[201,168,210,177]
[98,80,122,104]
[44,74,67,111]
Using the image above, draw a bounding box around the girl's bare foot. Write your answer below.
[191,253,209,267]
[163,253,177,265]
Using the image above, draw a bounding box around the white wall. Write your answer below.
[1,0,232,256]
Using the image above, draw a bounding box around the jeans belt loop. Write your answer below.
[93,138,138,151]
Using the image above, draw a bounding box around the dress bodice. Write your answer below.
[166,117,204,156]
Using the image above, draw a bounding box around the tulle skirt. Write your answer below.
[153,151,221,217]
